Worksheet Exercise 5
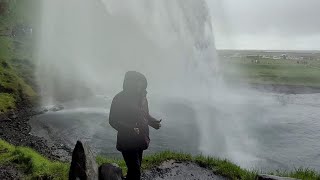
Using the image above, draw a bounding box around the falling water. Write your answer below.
[36,0,218,101]
[35,0,289,169]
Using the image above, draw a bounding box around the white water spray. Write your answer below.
[36,0,262,168]
[36,0,218,101]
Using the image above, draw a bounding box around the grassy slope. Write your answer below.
[1,140,319,180]
[0,140,68,179]
[0,0,38,113]
[223,59,320,87]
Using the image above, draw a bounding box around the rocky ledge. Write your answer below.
[0,100,71,161]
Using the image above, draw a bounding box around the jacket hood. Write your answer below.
[123,71,147,93]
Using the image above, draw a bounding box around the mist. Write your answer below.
[36,0,217,103]
[35,0,263,165]
[31,0,320,171]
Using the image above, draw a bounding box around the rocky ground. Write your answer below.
[142,160,227,180]
[0,101,71,160]
[0,101,72,179]
[0,165,23,180]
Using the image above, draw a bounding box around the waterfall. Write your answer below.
[35,0,259,167]
[36,0,218,103]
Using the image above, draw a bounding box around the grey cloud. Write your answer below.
[206,0,320,49]
[208,0,320,36]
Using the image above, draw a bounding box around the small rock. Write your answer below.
[99,163,123,180]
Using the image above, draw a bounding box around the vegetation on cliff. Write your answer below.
[0,0,40,113]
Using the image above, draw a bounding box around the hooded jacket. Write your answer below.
[109,71,159,151]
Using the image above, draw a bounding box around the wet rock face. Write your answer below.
[257,174,300,180]
[99,163,123,180]
[69,141,99,180]
[69,140,124,180]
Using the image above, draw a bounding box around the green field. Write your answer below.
[222,58,320,87]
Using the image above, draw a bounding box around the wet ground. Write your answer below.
[0,101,71,162]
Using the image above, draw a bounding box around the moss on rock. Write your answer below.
[0,93,15,113]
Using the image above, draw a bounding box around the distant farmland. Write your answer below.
[218,50,320,87]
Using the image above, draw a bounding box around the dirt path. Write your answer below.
[142,160,227,180]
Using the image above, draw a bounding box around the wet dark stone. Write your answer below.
[69,140,98,180]
[99,163,123,180]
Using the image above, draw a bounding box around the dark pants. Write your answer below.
[122,150,143,180]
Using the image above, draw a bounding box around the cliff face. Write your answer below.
[0,0,38,113]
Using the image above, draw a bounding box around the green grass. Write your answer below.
[0,59,36,114]
[0,93,15,112]
[0,37,13,59]
[97,151,256,179]
[0,140,69,180]
[223,60,320,87]
[1,140,320,180]
[98,151,320,180]
[274,168,320,180]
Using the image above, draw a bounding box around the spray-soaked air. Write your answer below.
[36,0,218,101]
[36,0,259,168]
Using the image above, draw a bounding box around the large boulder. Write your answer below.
[257,174,300,180]
[69,141,99,180]
[99,163,123,180]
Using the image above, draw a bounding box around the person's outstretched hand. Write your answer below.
[154,119,162,130]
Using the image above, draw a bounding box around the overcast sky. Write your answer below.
[207,0,320,50]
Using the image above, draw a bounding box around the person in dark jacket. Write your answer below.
[109,71,162,180]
